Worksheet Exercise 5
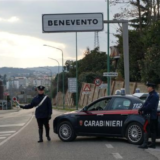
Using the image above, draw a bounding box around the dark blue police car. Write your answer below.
[53,95,160,144]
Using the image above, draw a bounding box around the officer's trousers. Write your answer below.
[37,118,50,137]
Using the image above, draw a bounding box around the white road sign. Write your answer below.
[99,84,108,89]
[103,72,118,77]
[82,84,91,94]
[42,13,104,33]
[68,78,77,93]
[94,78,102,86]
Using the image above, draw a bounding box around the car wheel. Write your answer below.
[58,121,76,142]
[126,122,143,145]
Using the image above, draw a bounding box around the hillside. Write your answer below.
[0,66,62,76]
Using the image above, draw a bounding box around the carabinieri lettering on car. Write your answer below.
[83,120,123,127]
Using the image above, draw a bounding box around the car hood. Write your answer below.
[64,110,80,115]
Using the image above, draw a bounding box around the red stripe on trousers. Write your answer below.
[143,120,149,133]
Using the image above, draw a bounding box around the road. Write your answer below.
[0,109,159,160]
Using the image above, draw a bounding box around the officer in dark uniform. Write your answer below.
[138,82,159,149]
[19,85,52,143]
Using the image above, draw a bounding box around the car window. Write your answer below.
[87,98,112,111]
[109,98,131,110]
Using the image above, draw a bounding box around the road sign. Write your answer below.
[12,97,17,102]
[68,78,77,93]
[82,84,91,94]
[94,78,102,86]
[42,13,104,33]
[12,97,20,106]
[99,84,108,89]
[103,72,118,77]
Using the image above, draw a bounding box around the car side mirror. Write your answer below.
[83,106,88,112]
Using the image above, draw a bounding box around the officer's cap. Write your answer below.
[37,85,45,91]
[146,82,156,88]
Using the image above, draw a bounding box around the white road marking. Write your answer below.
[0,131,16,134]
[0,123,25,127]
[0,134,11,136]
[112,153,123,159]
[105,144,114,148]
[0,137,6,139]
[0,115,34,146]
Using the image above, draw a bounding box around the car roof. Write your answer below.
[97,95,143,102]
[133,93,148,98]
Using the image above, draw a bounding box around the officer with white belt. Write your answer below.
[20,85,52,143]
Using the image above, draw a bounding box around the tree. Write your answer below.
[113,0,160,32]
[116,30,145,81]
[140,21,160,85]
[78,47,110,74]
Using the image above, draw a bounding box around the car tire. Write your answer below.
[58,121,77,142]
[125,122,143,145]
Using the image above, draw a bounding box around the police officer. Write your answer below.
[138,82,159,149]
[19,85,52,143]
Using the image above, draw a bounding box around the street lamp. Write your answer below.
[43,44,65,109]
[40,67,52,98]
[48,57,60,108]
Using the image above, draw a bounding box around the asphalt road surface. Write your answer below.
[0,109,160,160]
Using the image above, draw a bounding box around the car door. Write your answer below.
[76,97,112,134]
[102,97,132,136]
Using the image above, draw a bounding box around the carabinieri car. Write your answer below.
[53,95,160,144]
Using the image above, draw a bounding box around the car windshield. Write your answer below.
[138,97,147,102]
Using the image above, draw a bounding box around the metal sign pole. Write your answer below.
[122,22,130,94]
[107,0,110,96]
[62,51,65,109]
[76,32,78,110]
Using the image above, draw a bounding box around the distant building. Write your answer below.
[6,81,19,89]
[17,77,28,88]
[6,77,28,89]
[33,77,51,87]
[33,79,42,86]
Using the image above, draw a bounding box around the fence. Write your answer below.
[53,81,158,108]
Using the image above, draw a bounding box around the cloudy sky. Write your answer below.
[0,0,123,68]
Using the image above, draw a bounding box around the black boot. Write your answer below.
[138,133,148,149]
[38,129,43,143]
[47,136,51,141]
[148,133,156,149]
[46,128,51,141]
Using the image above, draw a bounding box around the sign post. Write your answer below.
[42,13,104,109]
[68,78,77,93]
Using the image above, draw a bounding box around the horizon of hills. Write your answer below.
[0,66,63,76]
